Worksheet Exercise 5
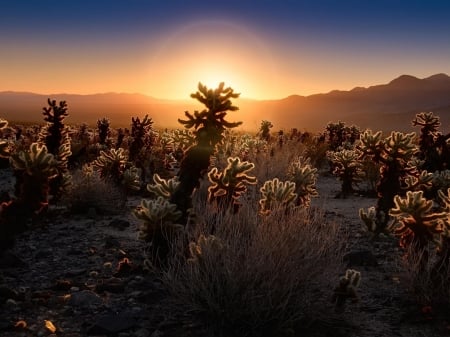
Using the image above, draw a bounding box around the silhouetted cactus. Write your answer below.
[170,82,242,224]
[325,121,360,151]
[259,178,297,214]
[97,117,110,145]
[207,156,257,212]
[38,99,72,202]
[413,112,443,171]
[129,114,154,162]
[257,120,273,141]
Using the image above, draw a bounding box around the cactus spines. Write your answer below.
[332,269,361,312]
[0,119,10,158]
[259,178,297,214]
[147,174,180,199]
[10,143,57,177]
[287,157,318,206]
[187,234,224,265]
[358,130,418,233]
[170,82,242,224]
[328,149,364,197]
[207,157,257,212]
[92,148,127,183]
[133,196,183,262]
[359,206,378,233]
[389,191,446,250]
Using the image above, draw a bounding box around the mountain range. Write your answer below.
[1,73,450,132]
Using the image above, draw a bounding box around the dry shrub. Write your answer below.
[64,169,126,215]
[399,244,450,307]
[161,202,347,337]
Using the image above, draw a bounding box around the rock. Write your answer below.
[109,219,130,230]
[343,249,378,267]
[87,312,137,335]
[95,277,126,293]
[68,290,102,307]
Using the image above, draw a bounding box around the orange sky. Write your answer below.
[2,2,450,100]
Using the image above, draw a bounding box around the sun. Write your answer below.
[148,20,276,100]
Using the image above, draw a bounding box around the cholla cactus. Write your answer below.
[122,166,141,192]
[358,130,418,233]
[129,114,155,163]
[170,82,242,224]
[332,269,361,312]
[0,119,10,158]
[403,170,433,192]
[359,206,378,232]
[9,143,58,215]
[259,178,297,214]
[207,157,257,212]
[134,196,183,262]
[187,234,224,265]
[92,148,127,183]
[287,157,318,206]
[170,129,196,152]
[147,173,180,199]
[328,149,364,197]
[97,117,110,145]
[11,143,57,177]
[412,112,442,171]
[389,191,446,250]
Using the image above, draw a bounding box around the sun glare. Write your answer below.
[149,20,276,100]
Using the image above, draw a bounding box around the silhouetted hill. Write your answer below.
[1,73,450,132]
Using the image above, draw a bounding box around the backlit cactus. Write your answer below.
[389,190,446,250]
[10,143,57,177]
[187,234,224,265]
[37,99,72,202]
[170,82,242,224]
[287,157,318,206]
[259,178,297,214]
[328,148,364,197]
[207,157,257,212]
[133,196,183,262]
[146,173,180,199]
[358,130,418,233]
[92,148,127,183]
[0,119,10,158]
[332,269,361,312]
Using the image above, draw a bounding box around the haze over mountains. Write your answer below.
[1,74,450,132]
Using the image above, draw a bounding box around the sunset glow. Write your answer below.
[1,1,450,100]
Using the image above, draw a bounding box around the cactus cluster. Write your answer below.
[170,82,242,224]
[327,148,364,197]
[358,130,418,233]
[259,178,297,214]
[207,157,257,212]
[287,157,318,206]
[146,173,180,199]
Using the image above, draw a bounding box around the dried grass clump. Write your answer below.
[162,203,347,336]
[399,243,450,307]
[64,169,126,215]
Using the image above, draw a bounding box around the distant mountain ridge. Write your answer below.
[1,73,450,132]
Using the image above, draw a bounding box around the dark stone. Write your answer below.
[95,277,126,293]
[87,312,137,335]
[68,290,102,307]
[343,250,378,267]
[109,219,130,231]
